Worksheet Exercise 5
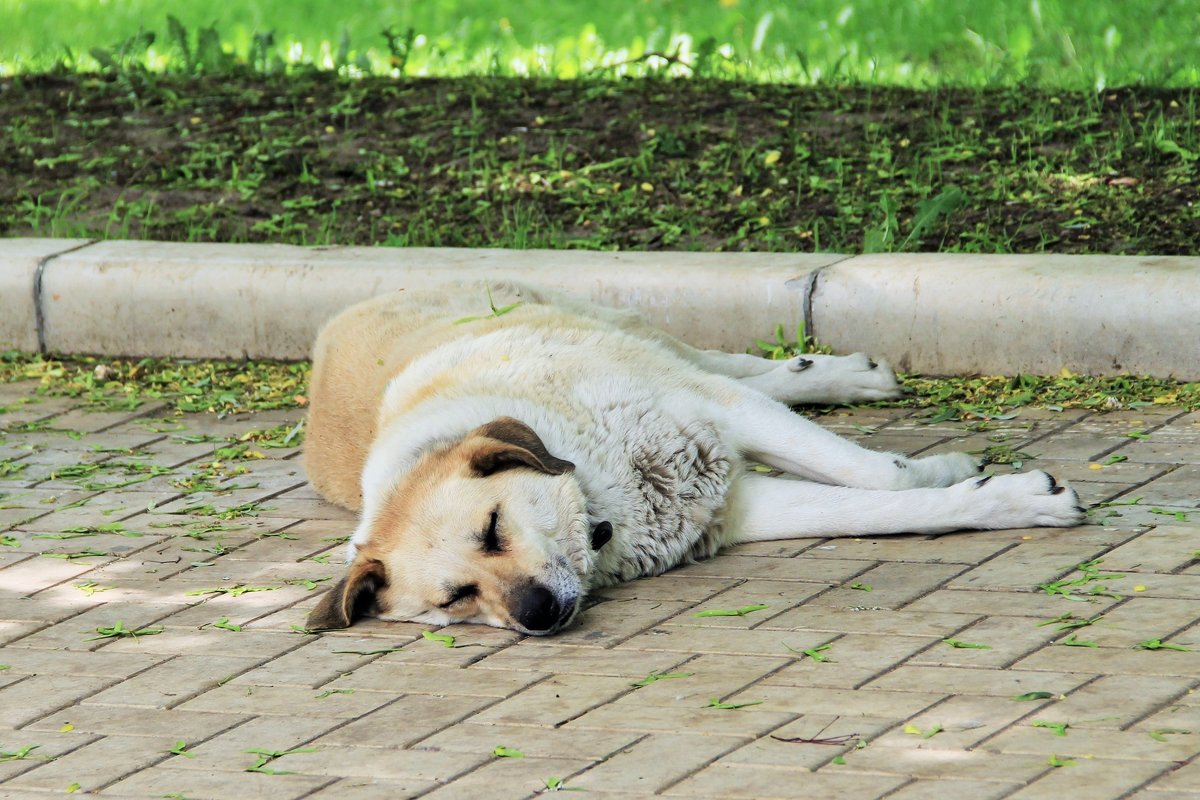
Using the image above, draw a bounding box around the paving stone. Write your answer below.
[755,632,941,690]
[417,755,595,800]
[1140,760,1200,793]
[82,654,265,709]
[666,761,906,798]
[103,764,333,799]
[4,601,182,652]
[1086,598,1200,647]
[1102,528,1200,573]
[0,648,164,678]
[984,726,1200,762]
[0,673,120,728]
[314,694,497,748]
[569,696,797,738]
[160,713,339,771]
[552,598,693,645]
[870,694,1043,750]
[178,682,398,719]
[1039,674,1194,730]
[795,532,1017,565]
[911,615,1065,669]
[301,777,440,799]
[574,732,748,793]
[656,579,825,630]
[2,398,1199,798]
[3,734,169,792]
[0,728,99,785]
[719,714,893,770]
[761,605,982,637]
[1015,644,1200,676]
[621,624,831,659]
[468,674,634,727]
[101,628,304,659]
[472,642,681,681]
[866,665,1088,698]
[26,703,247,741]
[836,747,1049,783]
[905,587,1120,618]
[949,531,1143,592]
[672,554,868,583]
[416,721,638,760]
[881,778,1026,800]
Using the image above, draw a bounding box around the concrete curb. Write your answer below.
[2,238,1198,379]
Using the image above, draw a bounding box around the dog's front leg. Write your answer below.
[725,472,1085,541]
[724,394,978,489]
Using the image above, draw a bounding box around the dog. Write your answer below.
[304,281,1083,635]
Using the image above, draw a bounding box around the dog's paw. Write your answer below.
[902,451,982,488]
[963,470,1086,529]
[761,352,903,405]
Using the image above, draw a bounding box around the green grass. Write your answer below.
[1,0,1198,87]
[2,351,1197,419]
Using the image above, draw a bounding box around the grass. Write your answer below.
[2,1,1197,87]
[1,74,1197,254]
[2,351,1197,421]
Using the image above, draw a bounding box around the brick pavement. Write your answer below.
[2,382,1199,799]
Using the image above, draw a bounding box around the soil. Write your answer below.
[2,72,1197,253]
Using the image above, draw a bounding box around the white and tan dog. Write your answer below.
[305,282,1083,635]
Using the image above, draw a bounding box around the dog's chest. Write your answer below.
[573,397,734,586]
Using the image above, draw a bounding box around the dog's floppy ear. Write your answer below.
[469,417,574,476]
[306,557,388,630]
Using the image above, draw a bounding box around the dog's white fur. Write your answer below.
[305,281,1083,635]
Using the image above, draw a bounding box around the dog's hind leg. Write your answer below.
[725,472,1085,541]
[724,393,979,490]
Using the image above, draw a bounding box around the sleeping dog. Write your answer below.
[304,282,1082,635]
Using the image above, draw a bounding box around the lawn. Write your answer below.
[2,0,1198,87]
[0,1,1197,255]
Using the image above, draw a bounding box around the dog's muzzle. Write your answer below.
[513,583,577,634]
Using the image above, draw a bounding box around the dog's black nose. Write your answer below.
[514,584,561,633]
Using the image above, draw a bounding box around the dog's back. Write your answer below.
[305,281,648,509]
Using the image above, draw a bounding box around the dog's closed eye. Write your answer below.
[482,509,504,554]
[439,583,479,609]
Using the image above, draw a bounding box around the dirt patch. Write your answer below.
[2,73,1197,253]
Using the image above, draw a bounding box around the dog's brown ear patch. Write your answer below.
[470,417,574,477]
[306,557,388,630]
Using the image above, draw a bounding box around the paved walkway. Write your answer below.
[1,383,1199,799]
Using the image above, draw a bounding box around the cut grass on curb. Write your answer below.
[1,352,1196,419]
[1,75,1197,254]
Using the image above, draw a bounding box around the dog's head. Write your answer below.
[308,417,605,636]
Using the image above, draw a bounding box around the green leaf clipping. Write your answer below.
[694,604,769,618]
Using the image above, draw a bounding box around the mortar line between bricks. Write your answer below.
[1,602,97,647]
[877,778,920,800]
[652,726,774,796]
[31,240,99,356]
[1119,675,1200,733]
[2,733,103,784]
[997,766,1060,799]
[592,578,746,650]
[397,679,565,799]
[747,560,883,629]
[1115,761,1197,800]
[10,669,131,731]
[1073,408,1194,465]
[86,714,281,794]
[967,673,1104,752]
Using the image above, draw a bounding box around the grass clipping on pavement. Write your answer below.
[1,351,1195,419]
